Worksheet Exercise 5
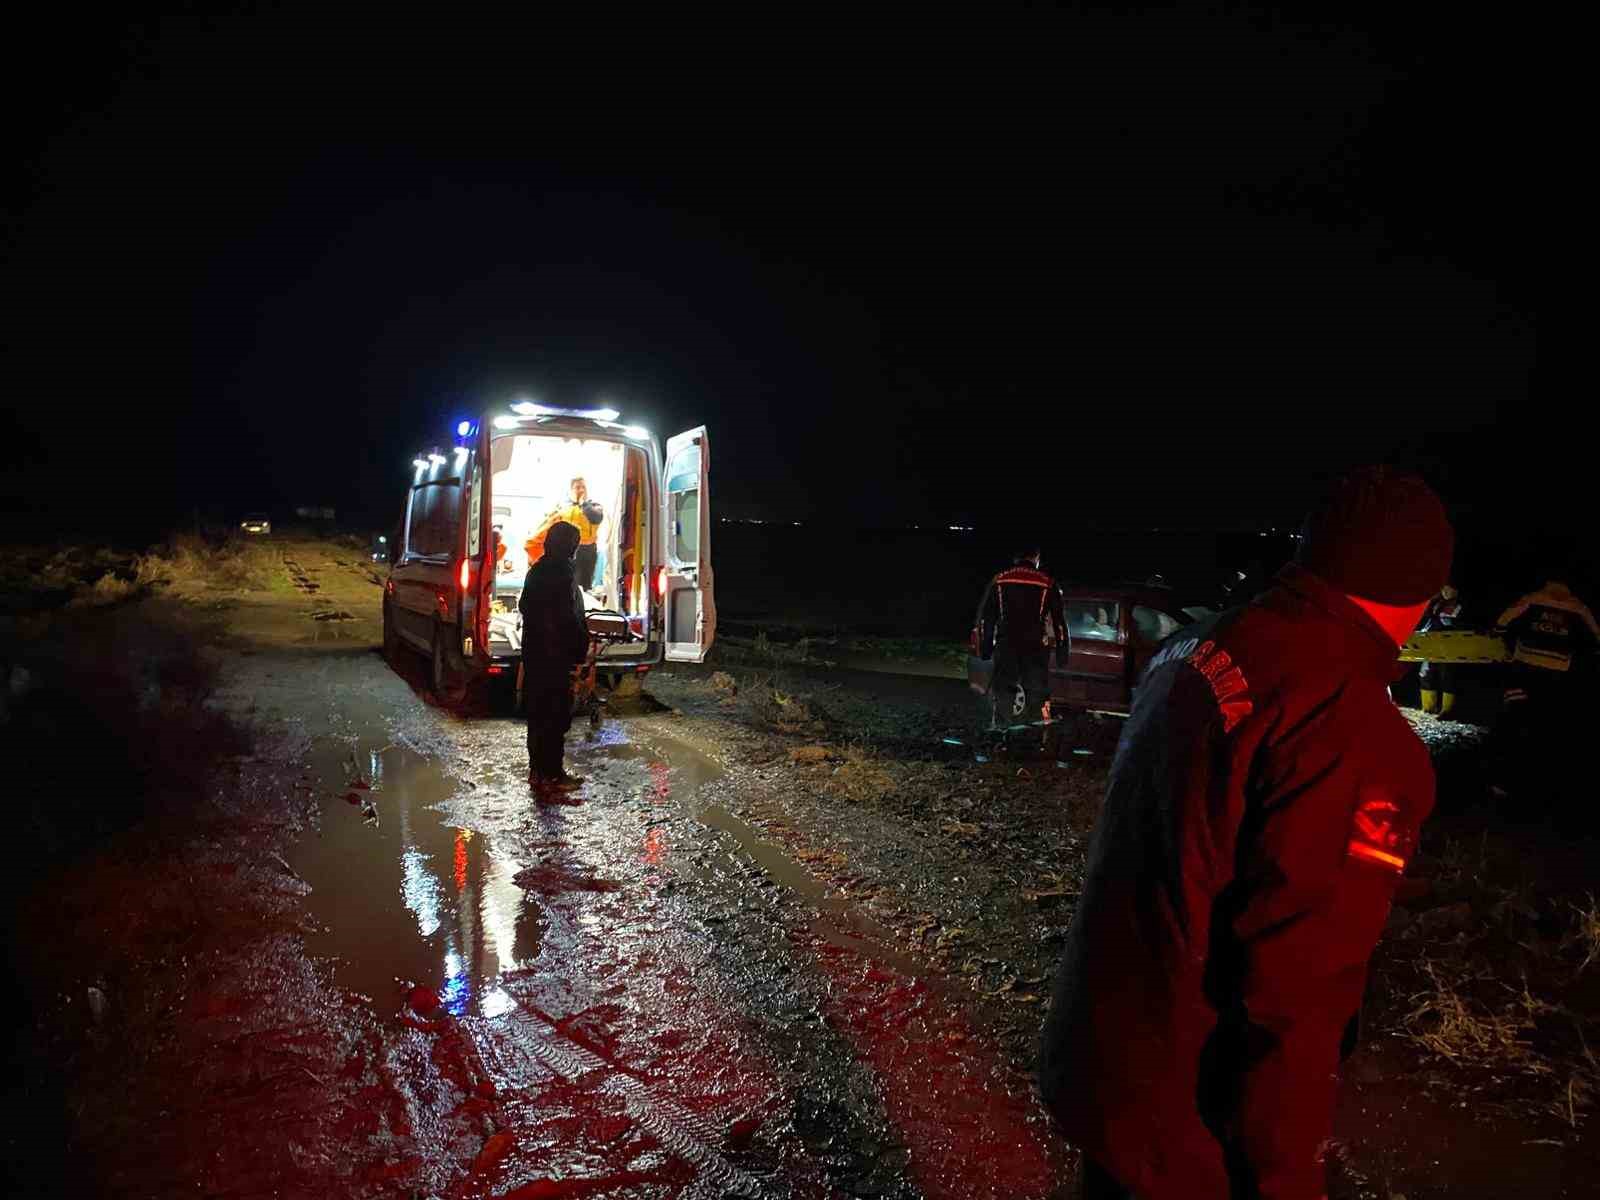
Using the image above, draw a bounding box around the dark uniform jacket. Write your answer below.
[978,564,1069,658]
[519,555,589,674]
[1039,564,1435,1200]
[1496,582,1600,673]
[1419,594,1463,632]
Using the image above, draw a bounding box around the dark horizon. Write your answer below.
[3,9,1554,548]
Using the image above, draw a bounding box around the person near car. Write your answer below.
[518,520,590,792]
[1038,466,1453,1200]
[977,547,1069,733]
[1417,583,1464,717]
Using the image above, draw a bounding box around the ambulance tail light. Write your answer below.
[654,566,667,599]
[459,560,471,591]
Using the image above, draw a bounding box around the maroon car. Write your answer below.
[968,583,1210,720]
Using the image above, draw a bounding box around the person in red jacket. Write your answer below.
[976,546,1069,735]
[1039,467,1453,1200]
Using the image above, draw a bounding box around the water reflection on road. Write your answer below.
[287,710,1066,1197]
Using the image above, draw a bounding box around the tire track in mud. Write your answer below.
[382,708,1069,1197]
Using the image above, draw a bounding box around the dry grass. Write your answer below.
[1383,833,1600,1129]
[68,573,140,608]
[138,533,276,591]
[1568,894,1600,973]
[823,744,897,802]
[742,679,827,736]
[1401,960,1553,1069]
[2,535,277,611]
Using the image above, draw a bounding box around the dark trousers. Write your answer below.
[575,543,598,590]
[988,640,1050,727]
[525,665,573,779]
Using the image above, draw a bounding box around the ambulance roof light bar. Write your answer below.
[508,399,621,423]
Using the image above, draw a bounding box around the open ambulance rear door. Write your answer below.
[662,426,716,662]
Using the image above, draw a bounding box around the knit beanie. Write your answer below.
[1295,467,1453,604]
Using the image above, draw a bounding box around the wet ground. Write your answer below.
[7,536,1598,1198]
[274,678,1067,1198]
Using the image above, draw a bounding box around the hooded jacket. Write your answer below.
[518,553,589,673]
[1038,564,1435,1200]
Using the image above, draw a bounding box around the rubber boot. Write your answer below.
[1440,692,1457,719]
[1420,689,1439,714]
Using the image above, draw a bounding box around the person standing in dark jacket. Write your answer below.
[1417,583,1464,717]
[977,547,1069,735]
[519,521,591,792]
[1039,467,1453,1200]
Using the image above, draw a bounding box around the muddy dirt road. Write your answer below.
[7,536,1598,1198]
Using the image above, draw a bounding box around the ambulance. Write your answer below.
[383,402,714,697]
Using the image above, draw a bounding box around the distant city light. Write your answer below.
[949,524,973,532]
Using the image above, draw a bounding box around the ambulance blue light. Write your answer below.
[456,420,471,437]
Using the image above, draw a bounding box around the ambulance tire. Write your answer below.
[431,624,463,703]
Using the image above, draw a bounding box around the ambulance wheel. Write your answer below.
[431,625,461,701]
[1012,684,1028,719]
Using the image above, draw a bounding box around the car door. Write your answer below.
[661,426,716,662]
[1059,597,1126,709]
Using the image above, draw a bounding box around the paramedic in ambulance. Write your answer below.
[1039,467,1453,1200]
[518,520,590,793]
[976,546,1068,732]
[549,478,606,590]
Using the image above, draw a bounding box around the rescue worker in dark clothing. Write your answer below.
[519,520,590,792]
[1490,577,1599,814]
[1039,467,1453,1200]
[1417,583,1464,717]
[977,547,1069,734]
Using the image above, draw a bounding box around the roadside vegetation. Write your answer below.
[0,533,280,613]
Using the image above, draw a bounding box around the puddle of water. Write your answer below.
[286,742,541,1015]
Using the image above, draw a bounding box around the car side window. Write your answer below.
[1132,605,1183,645]
[1067,601,1121,641]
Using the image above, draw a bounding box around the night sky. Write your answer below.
[4,9,1551,551]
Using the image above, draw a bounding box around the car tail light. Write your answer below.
[458,560,471,591]
[385,579,395,594]
[655,566,667,598]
